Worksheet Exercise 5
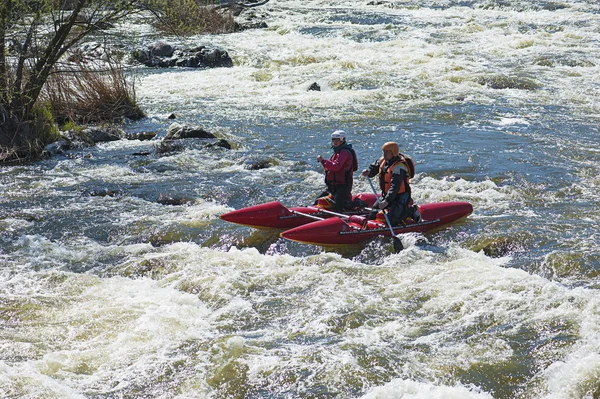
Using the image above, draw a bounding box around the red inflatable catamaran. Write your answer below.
[220,194,473,247]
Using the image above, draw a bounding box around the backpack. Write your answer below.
[348,148,359,172]
[399,153,415,178]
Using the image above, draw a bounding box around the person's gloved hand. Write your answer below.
[316,155,323,162]
[378,200,388,209]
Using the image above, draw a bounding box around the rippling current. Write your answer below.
[1,0,600,398]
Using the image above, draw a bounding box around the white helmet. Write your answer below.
[331,130,346,140]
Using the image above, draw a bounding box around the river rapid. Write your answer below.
[2,0,600,398]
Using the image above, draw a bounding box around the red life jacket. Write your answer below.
[325,147,358,185]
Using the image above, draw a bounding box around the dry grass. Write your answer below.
[42,60,144,125]
[152,0,236,35]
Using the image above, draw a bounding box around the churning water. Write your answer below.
[1,0,600,397]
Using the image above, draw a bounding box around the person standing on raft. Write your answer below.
[315,130,359,212]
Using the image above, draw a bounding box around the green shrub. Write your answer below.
[31,104,60,147]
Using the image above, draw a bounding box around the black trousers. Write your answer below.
[315,184,352,212]
[369,192,417,225]
[386,192,412,225]
[385,191,421,226]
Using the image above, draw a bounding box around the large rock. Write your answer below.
[165,123,216,140]
[127,131,157,141]
[82,126,126,142]
[44,126,126,156]
[133,42,233,69]
[44,130,94,154]
[148,41,175,57]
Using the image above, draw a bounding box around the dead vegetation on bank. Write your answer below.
[149,0,237,35]
[42,60,144,125]
[1,0,268,164]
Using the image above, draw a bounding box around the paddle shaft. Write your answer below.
[290,210,325,221]
[366,177,396,236]
[366,177,404,252]
[306,208,364,231]
[307,206,349,219]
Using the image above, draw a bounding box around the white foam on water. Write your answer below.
[0,264,214,397]
[0,359,87,399]
[185,201,234,221]
[171,245,600,396]
[2,238,600,396]
[136,1,600,122]
[0,217,35,233]
[412,176,510,204]
[360,377,494,399]
[494,117,531,126]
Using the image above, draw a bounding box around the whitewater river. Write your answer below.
[2,0,600,397]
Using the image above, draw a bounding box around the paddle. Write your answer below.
[307,207,351,218]
[366,177,404,252]
[290,210,325,221]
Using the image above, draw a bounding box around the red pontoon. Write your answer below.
[280,201,473,246]
[220,193,379,230]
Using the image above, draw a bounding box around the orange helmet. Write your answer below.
[381,142,399,157]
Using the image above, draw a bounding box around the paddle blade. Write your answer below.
[393,236,404,252]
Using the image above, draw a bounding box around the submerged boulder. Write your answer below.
[308,82,321,91]
[87,188,123,198]
[155,140,185,155]
[206,139,233,150]
[157,194,195,206]
[472,236,527,258]
[165,123,216,140]
[83,126,126,142]
[476,75,540,90]
[244,158,271,170]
